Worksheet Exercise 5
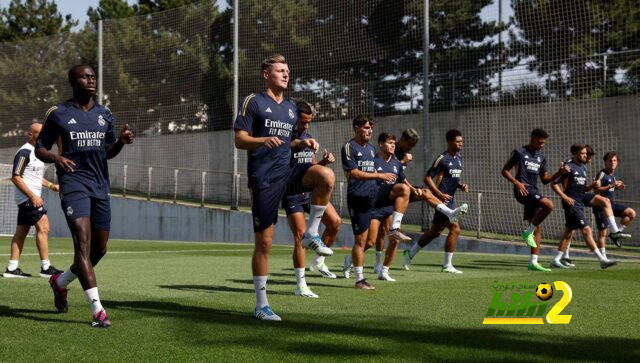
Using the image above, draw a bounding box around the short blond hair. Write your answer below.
[262,54,287,71]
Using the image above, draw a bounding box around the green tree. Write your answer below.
[0,0,76,41]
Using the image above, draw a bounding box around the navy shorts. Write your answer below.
[286,164,313,195]
[347,192,376,236]
[251,180,287,233]
[514,187,544,221]
[371,205,393,221]
[282,192,311,215]
[60,192,111,230]
[562,202,589,230]
[373,184,395,209]
[581,193,595,207]
[432,200,455,227]
[593,203,628,230]
[17,201,47,226]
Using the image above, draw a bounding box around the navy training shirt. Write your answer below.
[341,139,377,198]
[595,169,616,201]
[505,146,548,191]
[290,130,314,170]
[428,151,462,199]
[234,92,297,188]
[36,100,116,199]
[374,154,405,186]
[556,160,588,202]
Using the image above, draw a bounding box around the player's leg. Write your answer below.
[403,221,446,270]
[522,196,553,248]
[380,231,399,281]
[590,195,631,244]
[441,221,462,274]
[34,215,61,277]
[287,212,318,298]
[597,228,608,259]
[301,165,334,255]
[3,225,31,278]
[581,226,617,269]
[528,223,552,271]
[412,188,468,223]
[352,230,374,289]
[551,228,574,270]
[361,218,381,274]
[374,216,390,274]
[385,183,412,242]
[310,202,339,279]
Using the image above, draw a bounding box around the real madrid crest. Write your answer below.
[98,114,105,126]
[288,109,295,119]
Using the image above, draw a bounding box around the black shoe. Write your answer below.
[40,266,63,278]
[3,268,32,278]
[600,260,618,269]
[609,231,631,248]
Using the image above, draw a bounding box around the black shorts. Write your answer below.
[593,203,629,230]
[60,191,111,231]
[282,192,311,215]
[17,201,47,226]
[251,179,287,233]
[371,205,393,221]
[581,193,596,207]
[514,187,544,221]
[347,190,378,236]
[286,164,314,195]
[562,202,589,230]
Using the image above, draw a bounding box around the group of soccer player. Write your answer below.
[4,53,634,326]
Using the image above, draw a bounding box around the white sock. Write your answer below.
[599,247,607,260]
[436,203,454,217]
[443,252,453,267]
[41,259,51,270]
[593,249,606,262]
[620,225,626,232]
[7,259,18,271]
[563,245,571,259]
[530,254,538,265]
[314,255,325,266]
[409,243,422,259]
[607,216,620,233]
[380,266,389,275]
[84,287,104,315]
[525,224,536,234]
[253,276,269,308]
[375,251,382,266]
[305,205,327,236]
[391,212,404,230]
[354,266,364,281]
[57,268,77,288]
[554,250,564,263]
[294,267,306,288]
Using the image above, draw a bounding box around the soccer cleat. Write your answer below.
[377,272,396,282]
[295,285,319,298]
[441,265,463,274]
[528,263,551,272]
[521,230,537,248]
[301,233,333,256]
[3,268,31,278]
[386,229,412,244]
[48,273,68,313]
[609,231,631,248]
[561,258,575,267]
[550,259,570,269]
[600,260,618,269]
[254,305,282,321]
[355,279,375,290]
[402,250,412,271]
[342,255,352,279]
[39,265,63,278]
[91,310,112,328]
[310,262,337,279]
[449,203,469,223]
[373,263,382,274]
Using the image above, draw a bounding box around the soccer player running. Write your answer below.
[284,100,341,297]
[235,55,333,321]
[341,116,411,289]
[550,144,630,269]
[501,128,570,271]
[593,151,635,251]
[3,123,61,279]
[35,65,134,327]
[402,129,470,274]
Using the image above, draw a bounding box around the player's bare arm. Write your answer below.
[316,149,335,166]
[540,163,570,184]
[106,124,134,159]
[35,148,76,173]
[234,129,284,150]
[347,169,396,183]
[551,182,574,206]
[425,174,451,202]
[502,160,528,196]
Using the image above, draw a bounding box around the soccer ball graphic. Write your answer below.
[536,283,554,301]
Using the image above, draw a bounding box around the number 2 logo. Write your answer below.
[546,281,573,324]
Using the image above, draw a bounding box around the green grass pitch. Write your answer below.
[1,237,639,361]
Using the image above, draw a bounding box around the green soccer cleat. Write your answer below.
[521,230,537,248]
[528,262,551,272]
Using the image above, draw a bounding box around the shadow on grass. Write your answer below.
[101,299,640,360]
[157,284,290,295]
[234,277,352,289]
[0,305,85,325]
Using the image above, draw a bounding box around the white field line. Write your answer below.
[0,249,258,257]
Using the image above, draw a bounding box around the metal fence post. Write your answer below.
[477,192,482,239]
[201,171,206,207]
[122,164,128,197]
[147,167,152,201]
[173,169,179,203]
[338,181,344,216]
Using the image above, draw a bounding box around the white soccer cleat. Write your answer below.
[377,272,396,282]
[254,305,282,321]
[449,203,469,223]
[402,250,412,271]
[342,255,352,279]
[386,229,412,244]
[301,233,333,256]
[295,285,319,298]
[310,262,337,279]
[441,265,463,274]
